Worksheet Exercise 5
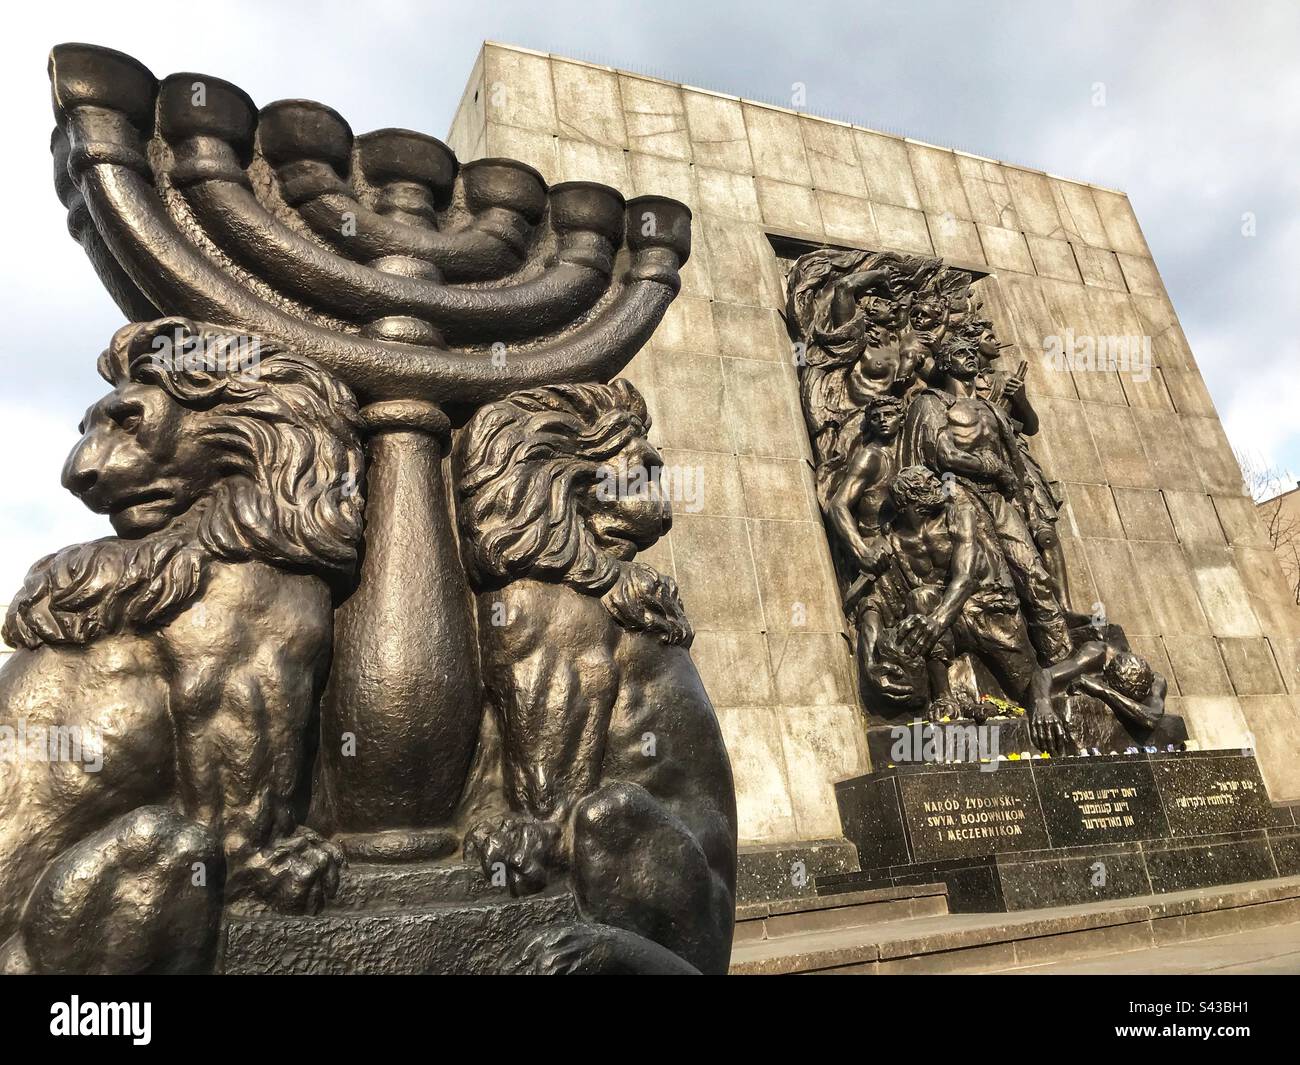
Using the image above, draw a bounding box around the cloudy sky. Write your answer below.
[1,0,1296,599]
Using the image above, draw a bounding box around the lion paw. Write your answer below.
[464,813,562,897]
[507,923,607,975]
[227,828,345,915]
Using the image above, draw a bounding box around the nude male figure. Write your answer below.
[879,465,1041,714]
[828,395,904,576]
[1028,641,1167,754]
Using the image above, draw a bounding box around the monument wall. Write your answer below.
[447,41,1300,845]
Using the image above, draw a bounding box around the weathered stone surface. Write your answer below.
[223,890,579,975]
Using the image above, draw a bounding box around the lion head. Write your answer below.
[4,318,365,648]
[454,379,691,647]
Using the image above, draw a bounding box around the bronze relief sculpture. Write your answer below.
[785,249,1178,754]
[0,43,736,974]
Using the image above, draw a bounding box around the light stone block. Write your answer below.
[695,167,760,221]
[994,276,1080,400]
[713,302,788,363]
[690,631,775,705]
[1060,481,1124,539]
[801,118,867,198]
[482,45,558,133]
[669,514,765,630]
[1166,370,1220,420]
[633,348,730,453]
[1235,545,1300,636]
[484,124,557,183]
[767,633,855,706]
[1131,293,1195,372]
[743,105,812,185]
[651,294,717,356]
[739,456,819,522]
[1162,634,1232,695]
[1117,253,1165,297]
[747,519,843,633]
[659,447,744,518]
[1004,167,1065,238]
[1112,487,1175,541]
[1178,696,1253,751]
[854,130,921,209]
[554,138,629,192]
[1266,634,1300,694]
[816,191,878,248]
[712,704,798,842]
[1238,695,1300,799]
[1130,540,1212,634]
[1218,637,1285,696]
[720,357,806,460]
[1213,494,1272,548]
[1131,410,1203,492]
[1040,279,1127,406]
[620,75,691,160]
[1073,244,1127,290]
[1026,234,1081,283]
[678,242,714,302]
[927,212,984,265]
[1092,189,1151,256]
[978,224,1034,273]
[872,203,932,254]
[1083,403,1156,488]
[905,143,971,220]
[1185,542,1262,637]
[779,704,871,839]
[1050,179,1108,247]
[756,178,823,235]
[702,217,769,306]
[627,152,696,209]
[956,154,1018,228]
[552,61,627,146]
[1058,534,1100,615]
[1035,397,1104,483]
[1164,490,1227,545]
[446,53,486,161]
[1081,538,1155,634]
[1181,414,1245,494]
[683,91,752,172]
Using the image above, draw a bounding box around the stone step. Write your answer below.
[733,883,950,945]
[729,874,1300,974]
[222,889,577,974]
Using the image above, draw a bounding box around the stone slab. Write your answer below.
[222,891,578,974]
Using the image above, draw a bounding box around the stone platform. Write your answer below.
[220,860,577,975]
[730,874,1300,974]
[829,748,1300,911]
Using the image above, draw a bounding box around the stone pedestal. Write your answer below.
[829,749,1300,911]
[220,861,577,975]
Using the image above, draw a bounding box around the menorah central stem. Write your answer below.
[312,399,482,835]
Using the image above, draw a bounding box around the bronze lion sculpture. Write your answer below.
[454,379,738,974]
[0,318,364,973]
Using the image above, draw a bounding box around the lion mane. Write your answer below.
[3,319,365,649]
[455,379,692,647]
